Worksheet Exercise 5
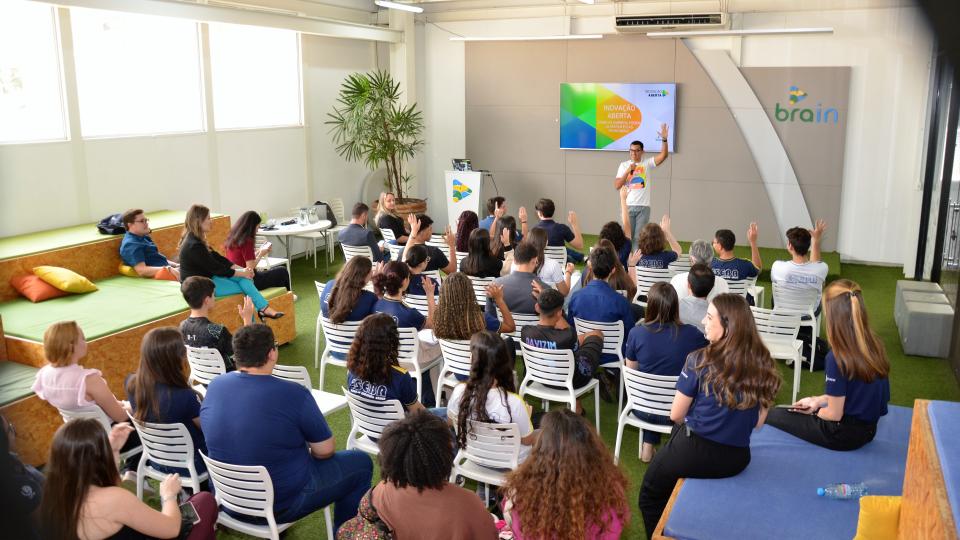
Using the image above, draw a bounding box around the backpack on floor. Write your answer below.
[798,326,830,371]
[97,213,126,235]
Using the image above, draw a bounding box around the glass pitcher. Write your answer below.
[297,207,310,225]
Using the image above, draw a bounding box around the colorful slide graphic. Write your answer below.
[560,83,676,151]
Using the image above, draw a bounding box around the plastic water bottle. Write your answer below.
[817,482,868,499]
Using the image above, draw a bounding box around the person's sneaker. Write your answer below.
[597,370,616,404]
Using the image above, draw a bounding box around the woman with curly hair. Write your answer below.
[638,293,781,537]
[635,215,682,270]
[455,210,479,254]
[403,244,440,297]
[599,220,632,270]
[434,272,515,340]
[502,409,629,540]
[346,314,428,414]
[447,331,536,460]
[460,228,502,278]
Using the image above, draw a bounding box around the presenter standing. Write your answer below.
[614,123,670,249]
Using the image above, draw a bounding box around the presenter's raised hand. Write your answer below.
[658,123,669,140]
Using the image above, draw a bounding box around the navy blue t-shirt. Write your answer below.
[200,372,333,512]
[126,379,206,474]
[374,297,426,330]
[711,257,759,281]
[638,250,678,269]
[676,354,760,447]
[484,312,501,332]
[617,242,632,269]
[320,279,377,322]
[567,280,637,365]
[347,365,418,409]
[625,322,707,376]
[824,351,890,423]
[535,219,574,247]
[407,273,440,296]
[120,232,168,267]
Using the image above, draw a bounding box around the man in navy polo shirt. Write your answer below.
[533,198,585,263]
[338,202,390,262]
[711,224,762,305]
[119,208,180,279]
[567,247,637,368]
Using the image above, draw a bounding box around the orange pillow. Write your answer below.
[154,267,178,281]
[10,274,69,303]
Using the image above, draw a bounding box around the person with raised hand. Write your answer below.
[614,123,670,249]
[532,198,585,263]
[635,215,682,270]
[402,213,457,275]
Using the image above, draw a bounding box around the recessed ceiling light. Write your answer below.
[449,34,603,41]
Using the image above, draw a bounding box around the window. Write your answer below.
[71,8,203,137]
[209,23,301,130]
[0,1,67,144]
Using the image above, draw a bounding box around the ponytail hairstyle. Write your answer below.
[697,294,781,410]
[456,331,516,449]
[404,244,430,271]
[372,261,410,297]
[823,279,889,382]
[328,256,373,323]
[179,204,211,249]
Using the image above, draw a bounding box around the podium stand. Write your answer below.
[444,170,482,227]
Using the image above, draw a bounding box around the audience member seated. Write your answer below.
[600,220,633,270]
[571,240,640,314]
[485,242,547,317]
[502,409,629,540]
[320,256,377,323]
[491,215,520,274]
[460,228,503,278]
[1,414,43,540]
[222,210,291,291]
[179,276,255,372]
[402,213,457,274]
[375,192,409,245]
[339,202,390,263]
[455,210,479,254]
[480,196,528,237]
[346,314,432,414]
[711,224,762,304]
[403,244,440,296]
[521,289,607,413]
[679,264,716,332]
[567,247,637,383]
[672,239,729,301]
[125,327,207,476]
[533,198,585,263]
[447,331,537,461]
[639,294,781,537]
[435,273,515,340]
[767,279,890,451]
[523,228,573,295]
[32,321,139,456]
[119,208,180,280]
[624,283,707,463]
[636,215,681,269]
[40,419,217,540]
[771,220,829,309]
[177,204,283,321]
[357,412,498,539]
[372,261,439,406]
[200,324,373,531]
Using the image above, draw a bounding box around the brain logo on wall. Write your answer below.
[451,179,472,202]
[776,86,839,124]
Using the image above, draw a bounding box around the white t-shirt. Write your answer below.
[770,260,829,302]
[510,258,564,286]
[671,272,729,302]
[447,384,534,462]
[616,156,657,207]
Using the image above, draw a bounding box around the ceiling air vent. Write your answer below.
[615,13,727,33]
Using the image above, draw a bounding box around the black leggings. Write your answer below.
[766,408,877,451]
[253,267,290,291]
[638,424,751,538]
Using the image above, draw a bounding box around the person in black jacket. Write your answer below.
[177,205,283,321]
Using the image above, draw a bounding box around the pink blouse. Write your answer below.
[32,363,101,411]
[509,508,624,540]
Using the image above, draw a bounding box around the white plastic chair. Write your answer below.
[200,452,333,540]
[467,275,495,308]
[403,294,436,319]
[272,364,347,416]
[746,276,765,307]
[543,246,567,267]
[573,318,626,411]
[436,338,473,404]
[128,416,208,500]
[751,306,804,403]
[342,387,406,456]
[421,269,442,283]
[497,311,539,342]
[185,346,227,397]
[725,278,751,298]
[58,406,142,463]
[613,367,678,465]
[518,341,601,432]
[633,267,674,308]
[455,251,469,270]
[341,244,373,264]
[450,420,521,497]
[667,255,692,277]
[772,282,822,371]
[426,237,452,267]
[317,316,363,390]
[380,228,404,261]
[396,327,442,401]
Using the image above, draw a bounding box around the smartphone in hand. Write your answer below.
[180,501,200,525]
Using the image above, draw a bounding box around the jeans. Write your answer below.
[628,205,651,249]
[275,450,373,532]
[631,410,674,445]
[211,275,269,311]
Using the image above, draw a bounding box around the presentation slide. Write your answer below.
[560,82,676,151]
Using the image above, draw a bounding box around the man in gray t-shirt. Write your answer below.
[679,264,716,333]
[485,242,546,317]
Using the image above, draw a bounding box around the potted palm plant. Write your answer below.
[326,70,426,218]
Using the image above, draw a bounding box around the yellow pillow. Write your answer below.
[854,495,900,540]
[32,266,98,294]
[118,264,140,278]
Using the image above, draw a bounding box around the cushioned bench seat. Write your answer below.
[0,276,286,342]
[929,401,960,537]
[661,405,912,539]
[0,361,39,408]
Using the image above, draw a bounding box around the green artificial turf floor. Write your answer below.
[147,237,959,539]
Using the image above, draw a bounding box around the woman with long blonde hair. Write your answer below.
[375,192,409,245]
[767,279,890,450]
[177,205,282,320]
[501,409,629,540]
[638,294,781,537]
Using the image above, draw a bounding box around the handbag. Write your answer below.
[336,488,393,539]
[97,213,126,235]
